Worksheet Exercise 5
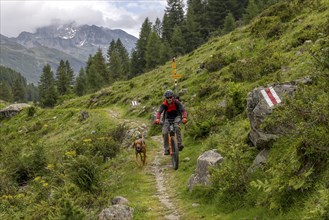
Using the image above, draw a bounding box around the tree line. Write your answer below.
[1,0,280,107]
[0,66,38,103]
[129,0,279,77]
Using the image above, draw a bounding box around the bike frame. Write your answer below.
[167,119,179,170]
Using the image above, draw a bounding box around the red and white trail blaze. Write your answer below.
[261,86,282,107]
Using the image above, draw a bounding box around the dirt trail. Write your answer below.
[107,109,181,219]
[151,135,181,220]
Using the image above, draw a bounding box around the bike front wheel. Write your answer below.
[170,136,179,170]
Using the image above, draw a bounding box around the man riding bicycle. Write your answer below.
[155,90,187,155]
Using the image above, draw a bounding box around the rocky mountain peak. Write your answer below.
[15,22,137,55]
[1,22,138,83]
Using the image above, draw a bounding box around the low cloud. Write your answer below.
[0,1,166,38]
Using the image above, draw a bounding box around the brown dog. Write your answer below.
[131,138,146,165]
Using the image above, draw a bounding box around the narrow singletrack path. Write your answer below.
[107,109,182,219]
[151,135,181,220]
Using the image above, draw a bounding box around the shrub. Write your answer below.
[250,16,286,39]
[230,47,284,82]
[4,144,48,186]
[197,84,219,99]
[210,143,254,207]
[230,59,262,82]
[0,172,16,195]
[30,121,43,132]
[291,24,323,48]
[109,124,127,143]
[186,102,226,139]
[259,2,295,22]
[302,183,329,219]
[204,53,230,72]
[65,155,102,192]
[91,137,120,161]
[225,90,246,119]
[57,198,86,220]
[26,106,36,117]
[312,38,329,71]
[71,135,120,162]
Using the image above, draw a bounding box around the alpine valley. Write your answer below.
[0,22,137,84]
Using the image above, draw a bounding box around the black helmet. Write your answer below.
[164,90,174,98]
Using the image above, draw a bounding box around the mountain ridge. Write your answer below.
[0,22,138,83]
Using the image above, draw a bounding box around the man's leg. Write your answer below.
[162,120,170,155]
[174,117,184,151]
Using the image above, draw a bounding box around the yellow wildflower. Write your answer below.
[65,150,76,157]
[47,164,54,170]
[15,193,24,199]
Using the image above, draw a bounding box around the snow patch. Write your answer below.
[78,39,86,47]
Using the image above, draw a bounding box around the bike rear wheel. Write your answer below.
[170,136,179,170]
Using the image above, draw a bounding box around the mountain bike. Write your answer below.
[167,119,179,170]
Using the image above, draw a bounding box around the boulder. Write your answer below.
[0,103,31,119]
[247,148,270,173]
[98,205,134,220]
[111,196,130,205]
[188,149,223,191]
[246,77,311,148]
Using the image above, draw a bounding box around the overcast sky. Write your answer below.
[0,0,169,38]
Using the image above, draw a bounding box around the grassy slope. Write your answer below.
[1,1,328,219]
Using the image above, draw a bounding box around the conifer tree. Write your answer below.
[243,0,260,23]
[0,66,36,102]
[162,13,171,43]
[0,81,13,102]
[86,63,103,92]
[145,31,162,70]
[131,18,152,76]
[39,64,57,107]
[94,48,108,83]
[107,39,130,81]
[12,77,27,102]
[107,40,116,61]
[159,41,173,65]
[56,60,69,96]
[171,26,186,56]
[162,0,185,43]
[206,0,232,36]
[108,52,123,81]
[65,60,75,89]
[183,0,207,52]
[228,0,248,23]
[153,18,162,37]
[26,83,39,102]
[222,12,236,35]
[75,68,87,96]
[129,49,139,79]
[115,39,130,78]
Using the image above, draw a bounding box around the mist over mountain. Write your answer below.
[0,22,138,83]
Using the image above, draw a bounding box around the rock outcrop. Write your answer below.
[188,149,223,191]
[99,196,133,220]
[246,77,311,148]
[0,103,31,119]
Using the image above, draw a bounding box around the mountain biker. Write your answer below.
[155,90,187,155]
